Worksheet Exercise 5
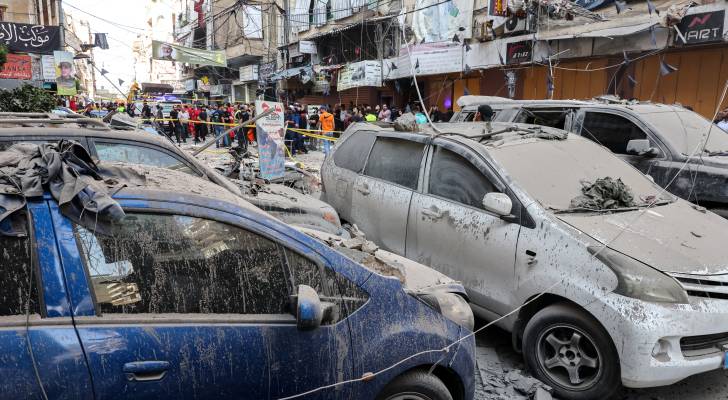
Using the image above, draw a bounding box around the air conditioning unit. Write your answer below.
[504,16,527,34]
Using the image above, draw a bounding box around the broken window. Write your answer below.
[514,108,569,129]
[428,146,498,210]
[74,214,290,315]
[333,131,376,173]
[364,137,424,189]
[93,142,197,175]
[581,112,647,154]
[0,232,39,316]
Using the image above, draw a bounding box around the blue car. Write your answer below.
[0,165,475,400]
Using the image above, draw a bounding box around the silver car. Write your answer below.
[322,121,728,399]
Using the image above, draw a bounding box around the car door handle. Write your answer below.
[123,361,170,382]
[421,207,444,220]
[356,183,370,195]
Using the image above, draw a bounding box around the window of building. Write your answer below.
[364,137,424,189]
[428,146,498,209]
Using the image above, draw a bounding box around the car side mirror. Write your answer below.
[296,285,339,330]
[482,192,513,217]
[626,139,659,157]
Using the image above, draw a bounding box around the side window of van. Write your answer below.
[428,146,499,210]
[363,137,424,190]
[333,131,376,173]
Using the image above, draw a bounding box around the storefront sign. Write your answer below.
[677,10,725,44]
[184,78,196,91]
[255,100,286,180]
[0,22,61,54]
[152,40,227,67]
[197,80,211,92]
[239,65,259,81]
[391,43,463,78]
[53,51,76,96]
[258,61,276,87]
[338,60,382,91]
[0,54,32,80]
[506,40,532,64]
[41,55,56,81]
[299,40,317,54]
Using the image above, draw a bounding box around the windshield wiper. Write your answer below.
[707,150,728,156]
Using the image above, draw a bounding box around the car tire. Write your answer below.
[376,370,454,400]
[523,303,620,400]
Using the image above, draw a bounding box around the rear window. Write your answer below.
[363,137,424,189]
[333,131,376,173]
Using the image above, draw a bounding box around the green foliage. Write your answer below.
[0,84,57,112]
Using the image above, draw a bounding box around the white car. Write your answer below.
[321,121,728,399]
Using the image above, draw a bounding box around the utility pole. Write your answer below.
[86,22,97,99]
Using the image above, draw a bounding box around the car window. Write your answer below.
[74,214,290,315]
[94,142,197,175]
[282,248,368,322]
[581,112,647,154]
[333,131,376,173]
[0,233,39,316]
[514,108,569,129]
[363,137,424,189]
[428,146,498,209]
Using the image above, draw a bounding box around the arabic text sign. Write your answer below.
[152,40,227,67]
[395,43,463,77]
[677,10,725,44]
[337,60,382,91]
[0,54,32,80]
[255,101,286,180]
[0,22,61,54]
[41,55,55,81]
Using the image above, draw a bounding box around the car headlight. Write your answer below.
[415,291,475,331]
[588,246,689,304]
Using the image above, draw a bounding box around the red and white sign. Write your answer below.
[0,54,32,80]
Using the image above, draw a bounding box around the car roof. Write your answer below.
[109,162,266,216]
[0,126,180,151]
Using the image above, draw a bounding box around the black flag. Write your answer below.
[94,33,109,49]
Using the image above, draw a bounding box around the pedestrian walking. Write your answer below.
[178,106,190,143]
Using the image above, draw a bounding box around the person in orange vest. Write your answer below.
[318,106,335,155]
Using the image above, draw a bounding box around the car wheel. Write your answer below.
[376,370,453,400]
[523,303,620,400]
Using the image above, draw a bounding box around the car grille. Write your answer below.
[680,332,728,357]
[668,273,728,300]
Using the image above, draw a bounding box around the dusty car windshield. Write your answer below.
[489,137,669,211]
[639,110,728,155]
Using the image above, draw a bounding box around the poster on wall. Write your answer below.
[337,60,382,91]
[0,54,32,80]
[0,22,61,53]
[41,55,56,81]
[53,51,76,96]
[677,10,724,44]
[255,100,286,180]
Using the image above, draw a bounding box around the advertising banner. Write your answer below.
[41,55,55,81]
[677,10,725,44]
[0,22,61,53]
[255,100,286,180]
[386,43,463,78]
[152,40,227,67]
[0,54,32,80]
[299,40,317,54]
[506,40,532,64]
[53,51,76,96]
[337,60,382,91]
[239,65,259,81]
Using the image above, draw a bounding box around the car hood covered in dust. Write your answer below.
[557,200,728,275]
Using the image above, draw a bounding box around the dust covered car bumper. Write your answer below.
[585,293,728,388]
